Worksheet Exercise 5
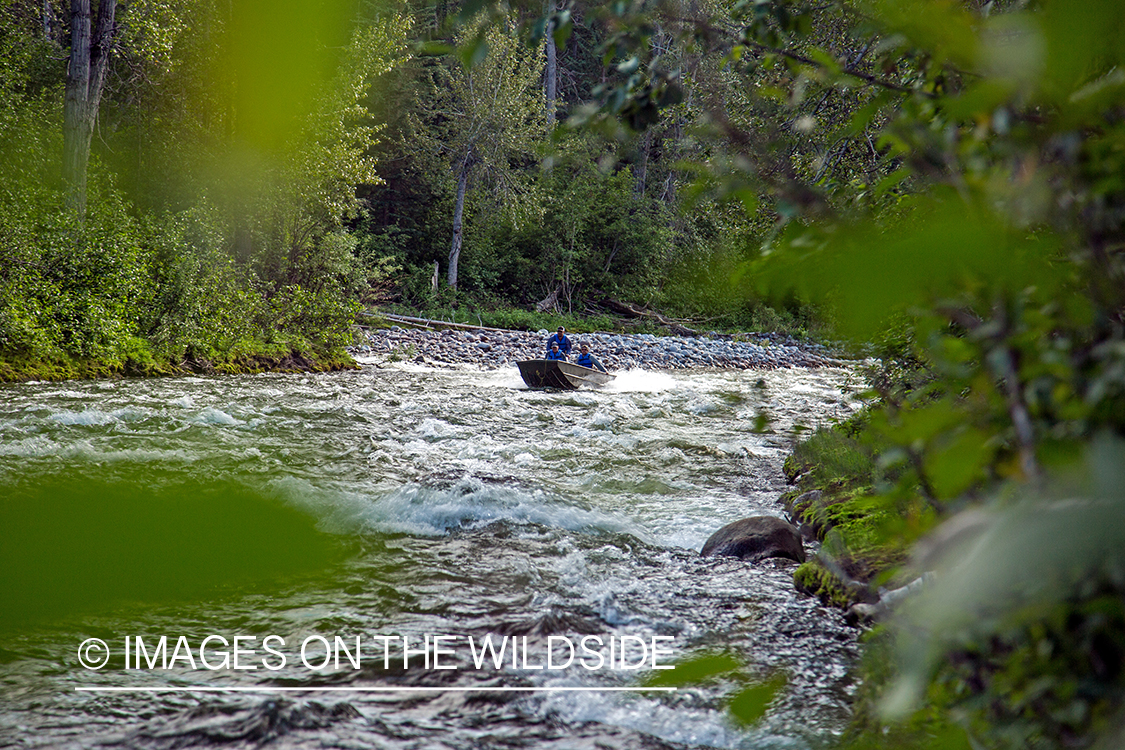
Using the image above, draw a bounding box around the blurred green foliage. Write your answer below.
[0,468,340,625]
[642,651,788,727]
[0,0,408,374]
[443,0,1125,743]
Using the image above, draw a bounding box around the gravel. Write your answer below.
[350,327,844,371]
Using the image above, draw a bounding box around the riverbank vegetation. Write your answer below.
[1,0,821,384]
[4,0,1125,747]
[597,0,1125,743]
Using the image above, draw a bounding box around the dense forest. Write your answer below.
[3,0,1125,747]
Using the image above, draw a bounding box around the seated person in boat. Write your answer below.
[546,342,568,361]
[546,326,572,356]
[575,343,607,372]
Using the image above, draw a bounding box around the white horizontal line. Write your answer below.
[76,686,676,693]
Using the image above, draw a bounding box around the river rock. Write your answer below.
[700,516,806,563]
[353,325,843,372]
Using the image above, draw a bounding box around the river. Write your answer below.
[0,363,861,749]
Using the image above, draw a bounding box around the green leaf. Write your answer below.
[1039,0,1125,103]
[862,0,981,69]
[924,427,993,499]
[874,167,910,197]
[415,41,455,57]
[456,0,490,25]
[658,82,683,107]
[731,187,759,215]
[726,674,787,726]
[457,33,491,68]
[943,80,1016,120]
[641,651,744,687]
[805,46,841,75]
[846,93,896,136]
[529,17,548,45]
[755,196,1064,340]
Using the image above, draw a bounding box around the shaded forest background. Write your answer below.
[4,1,1125,748]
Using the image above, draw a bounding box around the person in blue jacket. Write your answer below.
[546,342,567,361]
[546,326,571,356]
[575,343,607,372]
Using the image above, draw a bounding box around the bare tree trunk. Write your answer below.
[633,130,651,196]
[544,3,557,131]
[535,287,559,313]
[62,0,92,208]
[448,149,473,289]
[63,0,116,221]
[660,171,676,204]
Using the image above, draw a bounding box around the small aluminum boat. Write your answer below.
[517,359,615,389]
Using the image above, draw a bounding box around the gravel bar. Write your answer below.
[351,327,846,371]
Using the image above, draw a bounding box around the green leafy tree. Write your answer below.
[408,18,546,289]
[1,0,414,366]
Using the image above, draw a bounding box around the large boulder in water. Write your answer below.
[701,517,806,563]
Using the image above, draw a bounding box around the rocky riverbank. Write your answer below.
[0,349,357,383]
[351,326,844,370]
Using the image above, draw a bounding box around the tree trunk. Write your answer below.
[633,130,651,196]
[63,0,116,221]
[448,149,473,289]
[544,5,557,131]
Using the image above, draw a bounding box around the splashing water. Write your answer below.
[0,365,862,749]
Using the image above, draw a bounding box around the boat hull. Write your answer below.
[517,360,615,389]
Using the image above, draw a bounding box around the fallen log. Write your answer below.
[600,298,700,337]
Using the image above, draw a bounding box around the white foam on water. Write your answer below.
[535,680,807,750]
[33,389,92,400]
[485,367,527,389]
[416,417,463,440]
[605,369,677,393]
[687,398,720,415]
[275,474,649,540]
[47,409,117,426]
[591,410,615,428]
[0,436,60,457]
[192,407,242,426]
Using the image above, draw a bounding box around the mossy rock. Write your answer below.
[810,491,887,548]
[794,561,867,608]
[782,454,806,483]
[786,485,875,542]
[793,543,909,611]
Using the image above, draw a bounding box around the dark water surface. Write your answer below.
[0,364,862,749]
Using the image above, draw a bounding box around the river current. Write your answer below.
[0,363,861,749]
